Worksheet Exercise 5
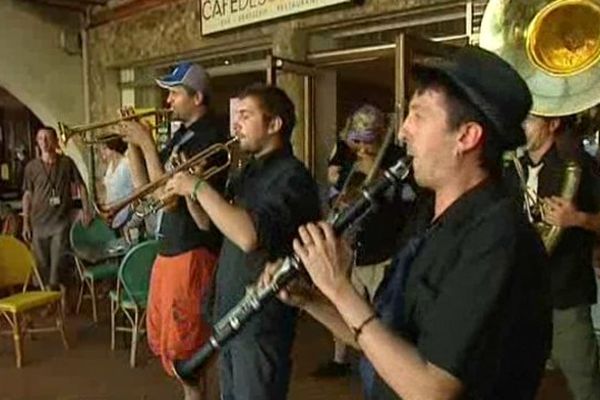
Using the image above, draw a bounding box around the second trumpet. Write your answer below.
[95,136,238,221]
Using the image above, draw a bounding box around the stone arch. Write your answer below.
[0,0,88,184]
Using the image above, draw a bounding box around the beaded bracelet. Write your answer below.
[352,313,378,343]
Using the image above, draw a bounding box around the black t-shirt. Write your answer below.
[157,116,227,256]
[213,145,321,339]
[504,145,600,308]
[370,180,552,400]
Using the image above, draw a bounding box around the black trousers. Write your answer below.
[219,334,294,400]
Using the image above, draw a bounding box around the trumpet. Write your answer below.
[58,109,172,145]
[95,137,238,222]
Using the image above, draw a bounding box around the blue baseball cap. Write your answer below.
[155,62,211,96]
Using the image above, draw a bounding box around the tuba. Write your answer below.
[480,0,600,252]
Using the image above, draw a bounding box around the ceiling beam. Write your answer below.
[89,0,181,28]
[25,0,92,12]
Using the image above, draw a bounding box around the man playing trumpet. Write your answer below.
[166,84,321,400]
[119,62,227,400]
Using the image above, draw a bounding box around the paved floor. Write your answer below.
[0,306,576,400]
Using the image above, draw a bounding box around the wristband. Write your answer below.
[352,313,378,343]
[190,178,206,202]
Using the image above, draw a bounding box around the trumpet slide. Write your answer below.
[172,156,412,385]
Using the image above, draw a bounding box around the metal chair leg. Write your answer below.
[56,302,69,350]
[110,297,117,351]
[130,309,139,368]
[90,279,98,323]
[12,314,23,368]
[76,280,85,314]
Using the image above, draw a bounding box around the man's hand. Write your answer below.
[22,219,32,242]
[327,165,341,186]
[118,107,154,148]
[258,260,317,308]
[543,196,582,228]
[165,172,199,198]
[292,222,354,302]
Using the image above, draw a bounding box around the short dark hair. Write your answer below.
[237,83,296,140]
[104,136,128,154]
[38,126,58,139]
[182,85,211,107]
[413,70,503,177]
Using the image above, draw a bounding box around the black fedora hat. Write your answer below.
[413,45,532,151]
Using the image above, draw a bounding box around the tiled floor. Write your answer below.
[0,308,577,399]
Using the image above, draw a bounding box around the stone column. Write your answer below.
[272,26,308,165]
[87,31,121,200]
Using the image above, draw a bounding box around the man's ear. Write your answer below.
[194,92,204,107]
[548,118,561,134]
[456,122,484,153]
[267,116,283,136]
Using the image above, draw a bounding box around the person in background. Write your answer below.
[99,136,134,231]
[314,104,411,379]
[22,126,92,289]
[0,202,20,237]
[505,114,600,400]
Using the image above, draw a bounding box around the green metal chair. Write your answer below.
[69,217,118,322]
[109,239,158,367]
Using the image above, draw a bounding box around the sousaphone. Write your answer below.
[479,0,600,116]
[480,0,600,253]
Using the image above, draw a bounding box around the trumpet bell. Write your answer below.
[480,0,600,116]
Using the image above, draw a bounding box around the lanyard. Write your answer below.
[165,129,195,172]
[40,158,59,192]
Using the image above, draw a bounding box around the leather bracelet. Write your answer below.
[352,313,378,343]
[190,178,206,202]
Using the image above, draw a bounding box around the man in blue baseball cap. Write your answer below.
[119,61,227,400]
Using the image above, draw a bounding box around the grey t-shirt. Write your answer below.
[23,155,82,236]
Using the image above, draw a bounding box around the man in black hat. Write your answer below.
[263,46,553,399]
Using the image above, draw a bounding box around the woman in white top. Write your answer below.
[99,137,134,229]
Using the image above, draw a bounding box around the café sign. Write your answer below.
[200,0,354,35]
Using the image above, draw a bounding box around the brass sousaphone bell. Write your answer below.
[480,0,600,252]
[479,0,600,116]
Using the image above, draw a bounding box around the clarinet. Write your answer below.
[172,156,412,385]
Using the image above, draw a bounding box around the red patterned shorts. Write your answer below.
[146,248,217,376]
